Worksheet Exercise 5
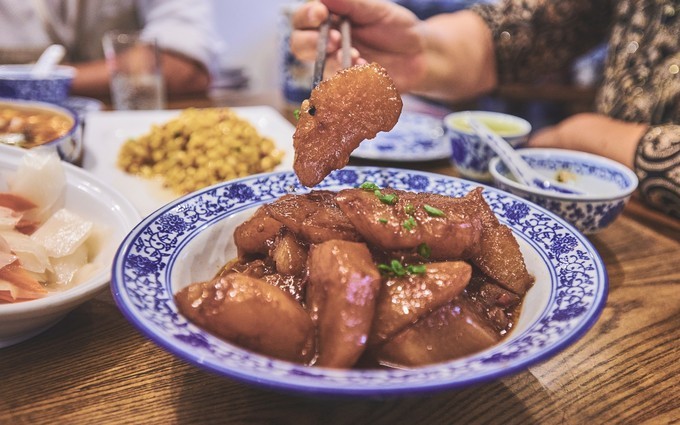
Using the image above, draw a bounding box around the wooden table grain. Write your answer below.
[1,93,678,425]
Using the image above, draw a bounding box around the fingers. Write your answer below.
[290,28,342,62]
[291,2,328,30]
[332,47,365,68]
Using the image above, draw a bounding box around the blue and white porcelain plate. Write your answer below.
[111,167,607,397]
[351,112,451,161]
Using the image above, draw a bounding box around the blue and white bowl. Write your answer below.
[0,98,83,164]
[489,148,638,234]
[446,110,531,182]
[112,167,607,397]
[0,65,75,104]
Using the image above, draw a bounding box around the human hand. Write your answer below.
[289,0,427,93]
[528,113,648,168]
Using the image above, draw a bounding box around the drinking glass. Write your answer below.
[102,30,166,110]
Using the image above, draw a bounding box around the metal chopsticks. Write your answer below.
[312,15,352,88]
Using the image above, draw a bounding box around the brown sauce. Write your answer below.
[0,105,73,148]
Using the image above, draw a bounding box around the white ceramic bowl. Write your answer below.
[489,148,638,234]
[0,98,83,164]
[0,145,141,347]
[446,110,531,182]
[112,167,607,397]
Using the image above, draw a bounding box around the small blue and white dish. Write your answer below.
[446,110,531,182]
[0,65,75,105]
[111,167,607,397]
[489,148,638,234]
[352,112,451,162]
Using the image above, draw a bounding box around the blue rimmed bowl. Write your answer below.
[446,110,532,182]
[0,98,83,164]
[489,148,638,234]
[111,167,607,397]
[0,65,75,104]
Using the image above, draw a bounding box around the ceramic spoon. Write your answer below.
[30,44,66,78]
[466,114,584,195]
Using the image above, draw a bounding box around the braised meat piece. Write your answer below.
[461,188,534,295]
[467,267,522,334]
[175,273,315,364]
[221,259,306,304]
[270,230,308,276]
[306,240,382,368]
[233,206,283,258]
[369,261,472,345]
[293,63,403,187]
[375,296,501,368]
[266,191,362,244]
[335,188,482,260]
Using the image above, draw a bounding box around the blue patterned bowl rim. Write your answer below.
[489,148,639,201]
[111,167,608,397]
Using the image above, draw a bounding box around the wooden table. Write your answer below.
[1,92,678,425]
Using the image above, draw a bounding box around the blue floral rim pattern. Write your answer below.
[111,167,608,397]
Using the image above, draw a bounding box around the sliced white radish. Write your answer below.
[0,230,52,274]
[50,243,88,286]
[7,150,66,222]
[30,208,93,258]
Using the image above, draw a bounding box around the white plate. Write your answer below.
[112,167,607,397]
[351,111,451,162]
[81,106,295,217]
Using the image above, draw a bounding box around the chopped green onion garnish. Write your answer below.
[406,264,427,275]
[390,259,406,276]
[378,218,388,224]
[377,259,427,276]
[417,243,431,258]
[377,264,393,273]
[293,109,301,120]
[423,204,446,217]
[359,181,380,191]
[404,203,415,215]
[402,216,417,230]
[376,191,398,205]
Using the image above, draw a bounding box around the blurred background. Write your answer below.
[211,0,606,131]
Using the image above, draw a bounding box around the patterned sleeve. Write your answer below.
[634,125,680,218]
[470,0,614,84]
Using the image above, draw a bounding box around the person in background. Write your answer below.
[0,0,222,97]
[290,0,679,218]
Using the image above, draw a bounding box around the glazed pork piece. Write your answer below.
[265,191,362,244]
[175,273,315,364]
[335,187,482,260]
[233,206,283,258]
[293,63,403,187]
[375,296,501,368]
[306,240,382,368]
[177,186,535,369]
[369,261,472,345]
[461,188,534,295]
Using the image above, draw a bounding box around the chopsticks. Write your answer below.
[312,15,352,88]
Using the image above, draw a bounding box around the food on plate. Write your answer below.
[0,103,73,148]
[117,107,284,194]
[175,184,534,369]
[293,63,403,187]
[0,150,101,303]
